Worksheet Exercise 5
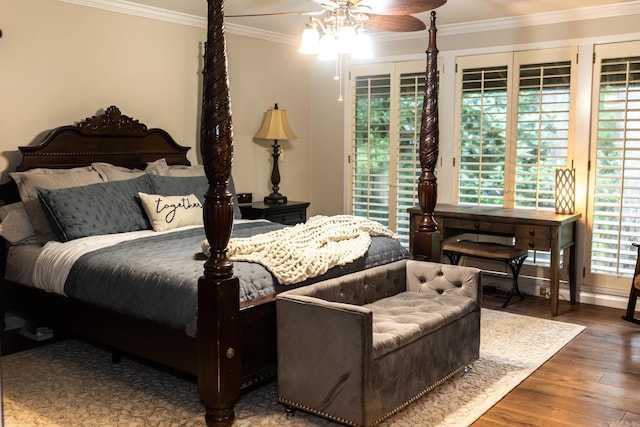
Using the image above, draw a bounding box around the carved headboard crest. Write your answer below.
[76,105,148,136]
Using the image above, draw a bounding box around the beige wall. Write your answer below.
[0,0,326,215]
[0,0,203,173]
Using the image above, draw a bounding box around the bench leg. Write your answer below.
[501,254,527,308]
[443,251,461,265]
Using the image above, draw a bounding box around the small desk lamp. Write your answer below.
[254,103,297,204]
[555,167,576,214]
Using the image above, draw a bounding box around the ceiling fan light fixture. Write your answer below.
[337,24,357,53]
[317,33,339,61]
[299,23,320,54]
[351,29,373,59]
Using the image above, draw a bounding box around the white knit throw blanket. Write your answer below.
[202,215,398,285]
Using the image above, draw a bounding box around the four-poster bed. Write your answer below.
[0,1,441,426]
[195,3,440,423]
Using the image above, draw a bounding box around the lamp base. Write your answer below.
[264,193,287,204]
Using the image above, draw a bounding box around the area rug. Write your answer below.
[1,309,585,427]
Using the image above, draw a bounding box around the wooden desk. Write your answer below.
[409,204,581,316]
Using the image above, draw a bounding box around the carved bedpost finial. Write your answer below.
[200,0,235,281]
[413,11,440,261]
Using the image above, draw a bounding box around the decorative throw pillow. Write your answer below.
[37,174,154,241]
[9,167,104,243]
[0,202,37,245]
[148,174,242,219]
[138,192,203,232]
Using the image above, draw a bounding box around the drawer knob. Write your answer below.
[474,223,480,229]
[529,229,535,236]
[528,241,535,248]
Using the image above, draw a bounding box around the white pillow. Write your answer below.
[138,192,203,232]
[91,162,146,181]
[0,202,37,245]
[146,158,205,177]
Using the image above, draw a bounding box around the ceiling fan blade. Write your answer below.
[227,10,323,18]
[356,0,446,16]
[365,14,426,32]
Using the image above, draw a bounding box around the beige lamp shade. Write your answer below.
[254,106,297,141]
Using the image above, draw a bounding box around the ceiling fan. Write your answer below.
[227,0,446,102]
[227,0,447,33]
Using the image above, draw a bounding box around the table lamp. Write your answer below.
[254,103,297,204]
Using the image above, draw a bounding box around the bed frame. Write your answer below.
[0,2,441,426]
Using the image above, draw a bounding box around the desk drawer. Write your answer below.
[515,225,551,250]
[443,218,515,235]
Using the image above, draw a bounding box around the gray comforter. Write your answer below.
[63,221,410,334]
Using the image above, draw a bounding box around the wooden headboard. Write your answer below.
[0,105,191,207]
[15,105,191,172]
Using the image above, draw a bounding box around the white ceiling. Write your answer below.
[120,0,640,38]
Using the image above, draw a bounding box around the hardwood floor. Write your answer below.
[474,292,640,427]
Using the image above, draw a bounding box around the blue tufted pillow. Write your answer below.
[37,174,154,242]
[148,174,241,219]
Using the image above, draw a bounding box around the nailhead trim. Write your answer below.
[278,363,471,427]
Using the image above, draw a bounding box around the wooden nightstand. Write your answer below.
[240,201,310,225]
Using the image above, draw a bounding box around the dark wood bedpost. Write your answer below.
[198,0,241,425]
[412,11,440,261]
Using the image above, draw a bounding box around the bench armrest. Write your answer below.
[276,294,373,407]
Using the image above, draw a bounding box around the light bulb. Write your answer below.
[317,33,338,61]
[352,30,373,59]
[337,25,357,54]
[299,26,320,55]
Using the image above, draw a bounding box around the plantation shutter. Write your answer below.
[589,42,640,279]
[349,61,435,246]
[351,73,392,226]
[456,49,576,208]
[395,70,425,246]
[514,56,574,210]
[458,60,510,206]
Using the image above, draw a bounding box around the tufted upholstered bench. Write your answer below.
[276,259,481,426]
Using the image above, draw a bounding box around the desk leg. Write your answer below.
[569,242,577,304]
[550,230,560,316]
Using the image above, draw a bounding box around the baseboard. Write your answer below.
[481,271,631,310]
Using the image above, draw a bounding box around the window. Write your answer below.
[587,41,640,283]
[456,48,577,209]
[349,61,434,247]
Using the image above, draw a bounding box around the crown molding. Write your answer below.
[224,23,299,46]
[376,1,640,43]
[59,0,299,45]
[60,0,206,27]
[61,0,640,45]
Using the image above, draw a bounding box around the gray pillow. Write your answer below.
[37,174,154,242]
[148,174,241,219]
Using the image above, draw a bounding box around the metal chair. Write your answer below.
[622,243,640,324]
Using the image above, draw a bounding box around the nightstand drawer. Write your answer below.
[239,201,310,226]
[264,210,305,225]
